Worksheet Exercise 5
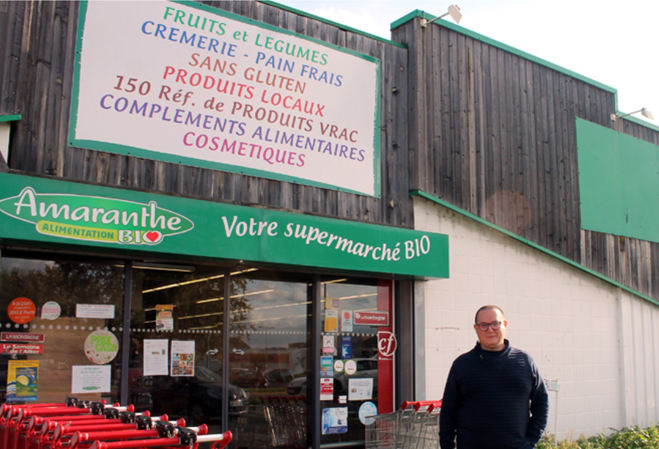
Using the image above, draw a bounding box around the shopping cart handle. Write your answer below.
[400,400,443,411]
[88,431,233,449]
[135,414,169,430]
[150,414,169,422]
[200,431,233,449]
[183,424,208,435]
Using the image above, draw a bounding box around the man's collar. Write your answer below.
[475,338,510,353]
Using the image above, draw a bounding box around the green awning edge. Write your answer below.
[0,114,21,123]
[411,189,659,307]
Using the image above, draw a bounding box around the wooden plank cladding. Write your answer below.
[0,0,412,227]
[392,15,659,300]
[3,1,659,300]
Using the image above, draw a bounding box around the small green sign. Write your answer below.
[0,173,449,278]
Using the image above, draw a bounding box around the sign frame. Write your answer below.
[69,0,382,197]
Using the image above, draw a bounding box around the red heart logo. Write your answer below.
[145,231,162,242]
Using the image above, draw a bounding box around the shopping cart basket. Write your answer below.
[261,395,307,449]
[365,400,442,449]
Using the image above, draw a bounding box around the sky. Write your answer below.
[272,0,658,124]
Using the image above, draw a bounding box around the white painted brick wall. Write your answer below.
[413,198,657,440]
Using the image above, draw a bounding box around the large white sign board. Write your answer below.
[71,1,381,197]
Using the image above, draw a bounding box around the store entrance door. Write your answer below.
[228,270,312,449]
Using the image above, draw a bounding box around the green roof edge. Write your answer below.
[391,10,617,95]
[257,0,406,48]
[613,113,659,132]
[411,189,659,308]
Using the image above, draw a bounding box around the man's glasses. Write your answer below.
[476,321,502,331]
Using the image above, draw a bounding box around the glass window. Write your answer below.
[229,270,312,449]
[320,278,393,445]
[0,255,124,404]
[0,251,395,448]
[128,263,229,428]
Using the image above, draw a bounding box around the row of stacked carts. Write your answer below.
[0,398,232,449]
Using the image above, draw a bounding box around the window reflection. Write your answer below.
[129,265,229,426]
[0,256,124,404]
[0,254,394,449]
[229,272,311,449]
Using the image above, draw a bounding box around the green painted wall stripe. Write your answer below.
[391,10,616,95]
[411,189,659,307]
[0,115,21,123]
[258,0,406,48]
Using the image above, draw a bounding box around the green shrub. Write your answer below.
[536,426,659,449]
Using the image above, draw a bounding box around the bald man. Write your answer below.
[439,305,549,449]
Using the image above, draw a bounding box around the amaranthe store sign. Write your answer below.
[3,187,194,245]
[0,174,449,278]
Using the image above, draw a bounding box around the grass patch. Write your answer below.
[537,426,659,448]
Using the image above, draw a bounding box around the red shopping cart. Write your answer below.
[44,418,186,449]
[6,400,124,449]
[68,423,207,449]
[86,427,233,449]
[28,411,160,449]
[2,398,232,449]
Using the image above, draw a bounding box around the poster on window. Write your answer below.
[320,377,334,401]
[156,305,174,331]
[144,339,169,376]
[322,407,348,434]
[6,360,39,402]
[322,335,335,355]
[324,309,338,332]
[320,356,333,377]
[8,297,36,324]
[340,310,353,332]
[84,330,119,365]
[348,378,373,401]
[71,365,112,394]
[76,304,115,319]
[171,340,195,376]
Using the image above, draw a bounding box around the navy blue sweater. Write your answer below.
[439,340,549,449]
